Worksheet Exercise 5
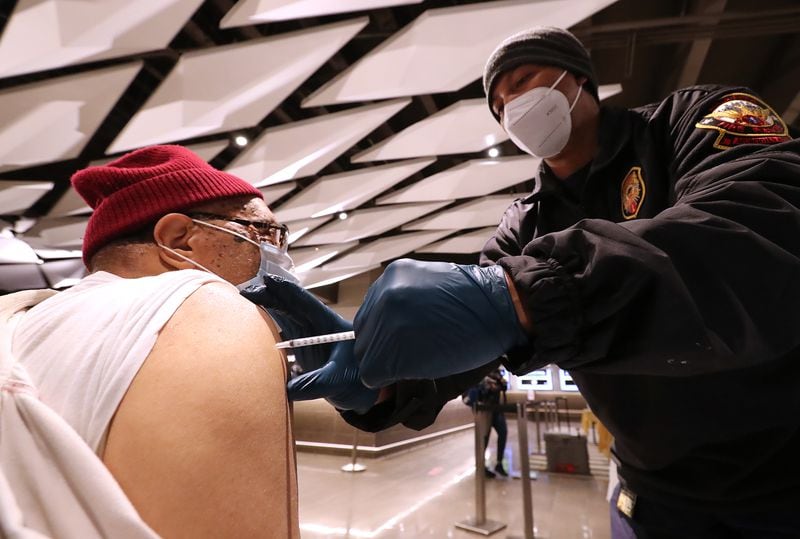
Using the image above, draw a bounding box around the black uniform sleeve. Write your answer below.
[491,88,800,376]
[339,359,501,432]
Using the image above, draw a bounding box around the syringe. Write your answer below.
[275,330,356,350]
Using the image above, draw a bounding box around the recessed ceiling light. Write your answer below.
[234,135,248,147]
[487,147,500,158]
[338,212,348,220]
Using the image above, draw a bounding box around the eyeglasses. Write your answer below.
[187,212,289,250]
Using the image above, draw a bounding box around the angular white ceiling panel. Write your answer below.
[299,265,380,290]
[403,194,518,231]
[40,258,87,288]
[225,99,411,187]
[353,83,624,163]
[274,158,434,222]
[352,99,507,162]
[323,230,452,271]
[0,264,47,290]
[91,139,231,168]
[415,226,496,254]
[0,235,41,264]
[52,140,233,218]
[289,242,358,273]
[0,63,141,173]
[108,18,369,153]
[182,140,232,163]
[285,216,331,245]
[293,201,447,246]
[303,0,618,106]
[0,0,204,78]
[0,181,54,215]
[377,155,537,204]
[21,217,88,249]
[221,0,422,27]
[260,181,297,205]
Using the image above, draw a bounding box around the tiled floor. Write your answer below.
[297,426,611,538]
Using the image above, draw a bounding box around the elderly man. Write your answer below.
[264,26,800,538]
[11,145,300,537]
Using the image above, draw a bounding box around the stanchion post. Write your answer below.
[455,405,506,536]
[341,428,366,473]
[508,401,537,539]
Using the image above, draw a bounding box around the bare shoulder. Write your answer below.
[103,279,299,538]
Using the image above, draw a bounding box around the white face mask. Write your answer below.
[502,70,582,159]
[157,218,299,287]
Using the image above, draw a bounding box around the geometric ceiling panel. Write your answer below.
[19,217,88,250]
[323,230,452,271]
[298,264,380,290]
[0,181,54,215]
[107,17,369,153]
[293,201,448,246]
[50,139,233,218]
[274,158,434,222]
[285,216,332,246]
[0,264,48,291]
[181,139,232,163]
[377,155,537,204]
[303,0,618,107]
[225,99,412,187]
[0,0,204,78]
[0,235,41,264]
[33,247,83,260]
[289,242,358,273]
[352,82,624,163]
[40,258,87,289]
[90,139,231,168]
[221,0,423,27]
[415,226,497,254]
[260,181,297,205]
[0,63,142,173]
[402,194,519,231]
[352,99,508,162]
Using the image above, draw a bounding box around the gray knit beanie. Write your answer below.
[483,26,598,122]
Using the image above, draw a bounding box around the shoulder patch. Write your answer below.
[695,93,790,150]
[621,167,645,220]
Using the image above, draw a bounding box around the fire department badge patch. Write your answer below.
[695,93,790,150]
[621,167,645,220]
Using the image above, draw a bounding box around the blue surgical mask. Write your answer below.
[157,218,299,286]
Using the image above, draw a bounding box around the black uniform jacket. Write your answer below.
[343,85,800,509]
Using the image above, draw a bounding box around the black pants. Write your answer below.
[483,410,507,463]
[610,484,800,539]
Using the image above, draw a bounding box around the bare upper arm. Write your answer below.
[103,281,298,538]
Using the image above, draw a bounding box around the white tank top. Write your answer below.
[11,269,225,455]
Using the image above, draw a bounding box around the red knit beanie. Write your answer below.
[71,145,263,266]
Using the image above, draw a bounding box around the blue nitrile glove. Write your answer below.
[241,276,378,413]
[353,259,529,388]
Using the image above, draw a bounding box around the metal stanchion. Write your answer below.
[532,403,543,454]
[341,428,366,473]
[508,402,539,539]
[455,405,506,536]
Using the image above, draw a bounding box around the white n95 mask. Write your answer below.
[502,70,582,159]
[157,218,299,287]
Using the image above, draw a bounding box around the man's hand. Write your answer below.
[241,276,378,413]
[354,259,530,388]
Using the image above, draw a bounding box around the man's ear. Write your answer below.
[576,75,588,87]
[153,213,200,270]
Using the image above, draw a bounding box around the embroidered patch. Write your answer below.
[695,93,790,149]
[621,166,645,220]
